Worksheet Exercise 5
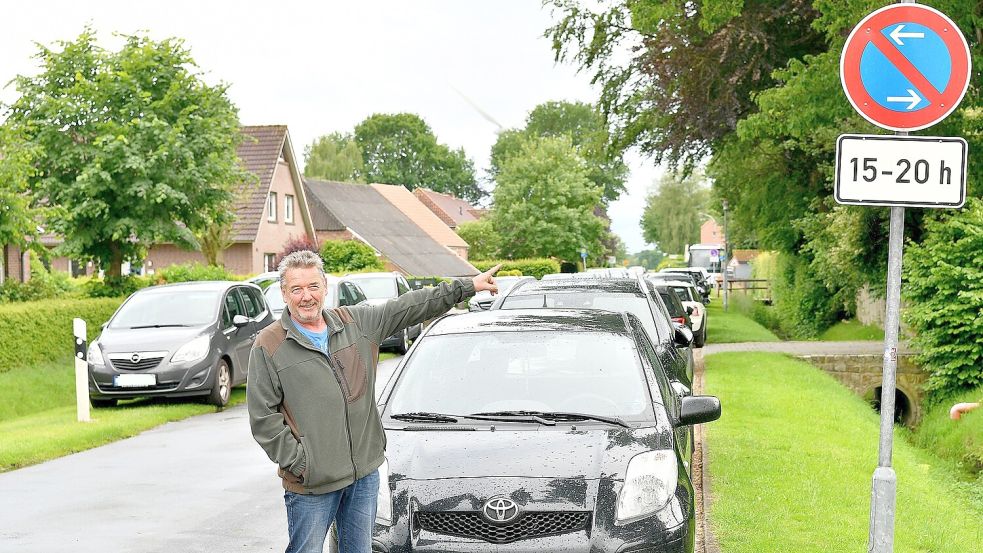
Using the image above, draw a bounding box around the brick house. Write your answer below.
[1,125,318,283]
[412,188,483,230]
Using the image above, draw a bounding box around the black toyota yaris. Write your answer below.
[369,309,721,552]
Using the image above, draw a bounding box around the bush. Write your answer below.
[497,269,523,277]
[911,385,983,477]
[151,263,236,284]
[656,256,686,270]
[0,298,125,372]
[275,236,320,267]
[770,252,842,339]
[472,258,559,279]
[320,240,385,273]
[82,275,152,298]
[0,253,80,303]
[904,200,983,401]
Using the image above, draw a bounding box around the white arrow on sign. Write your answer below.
[889,24,924,46]
[886,89,922,110]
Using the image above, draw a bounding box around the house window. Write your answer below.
[267,192,277,222]
[285,195,294,224]
[264,253,277,272]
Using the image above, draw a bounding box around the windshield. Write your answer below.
[110,290,220,328]
[346,277,397,300]
[388,331,652,420]
[500,293,662,345]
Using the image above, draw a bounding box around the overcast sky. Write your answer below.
[2,0,662,253]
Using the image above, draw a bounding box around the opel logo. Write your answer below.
[482,497,519,524]
[130,353,142,364]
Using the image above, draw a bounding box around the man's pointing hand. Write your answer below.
[472,264,502,294]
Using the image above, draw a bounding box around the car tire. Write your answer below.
[694,324,707,348]
[90,397,117,408]
[208,359,232,407]
[395,328,409,355]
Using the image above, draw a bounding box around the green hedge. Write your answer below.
[472,258,560,279]
[0,298,125,372]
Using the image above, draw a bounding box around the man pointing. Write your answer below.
[247,250,499,552]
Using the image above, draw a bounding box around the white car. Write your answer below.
[661,280,707,348]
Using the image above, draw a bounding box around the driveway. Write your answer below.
[0,355,403,553]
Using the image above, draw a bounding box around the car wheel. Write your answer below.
[90,397,117,408]
[208,359,232,407]
[395,328,409,355]
[695,324,707,348]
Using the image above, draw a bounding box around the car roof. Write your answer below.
[136,280,252,294]
[426,308,633,336]
[505,277,647,298]
[651,280,696,288]
[345,272,400,279]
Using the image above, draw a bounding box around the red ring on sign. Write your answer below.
[840,4,971,131]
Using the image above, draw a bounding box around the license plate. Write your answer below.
[114,374,157,388]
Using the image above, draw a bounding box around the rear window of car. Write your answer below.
[388,331,653,420]
[347,277,397,300]
[670,286,694,302]
[501,292,662,343]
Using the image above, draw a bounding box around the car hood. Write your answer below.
[97,325,211,354]
[384,424,671,482]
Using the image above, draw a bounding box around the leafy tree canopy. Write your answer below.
[640,171,709,255]
[353,113,482,203]
[491,135,605,261]
[303,132,365,182]
[3,28,244,278]
[456,218,501,261]
[490,101,628,202]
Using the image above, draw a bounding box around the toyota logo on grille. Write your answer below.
[130,353,142,364]
[482,497,519,524]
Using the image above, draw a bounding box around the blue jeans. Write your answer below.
[284,469,379,553]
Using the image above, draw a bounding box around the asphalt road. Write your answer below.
[0,355,404,553]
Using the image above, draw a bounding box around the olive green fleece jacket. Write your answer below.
[247,278,475,494]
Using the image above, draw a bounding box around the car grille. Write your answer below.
[415,511,590,544]
[109,356,164,371]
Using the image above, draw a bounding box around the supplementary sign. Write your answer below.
[835,134,967,208]
[840,4,971,131]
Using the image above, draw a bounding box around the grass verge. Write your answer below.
[705,301,779,344]
[704,352,982,552]
[819,319,885,341]
[0,389,246,472]
[910,385,983,477]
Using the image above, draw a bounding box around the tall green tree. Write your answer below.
[353,113,482,202]
[0,128,45,252]
[490,101,628,202]
[491,136,604,261]
[640,171,709,255]
[3,29,244,278]
[303,132,365,182]
[456,219,501,261]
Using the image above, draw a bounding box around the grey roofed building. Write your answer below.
[303,179,479,277]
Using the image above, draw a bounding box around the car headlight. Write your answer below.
[88,341,105,365]
[614,450,678,525]
[171,335,211,364]
[376,458,393,526]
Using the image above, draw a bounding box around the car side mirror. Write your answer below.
[232,314,250,328]
[673,323,693,347]
[686,305,694,315]
[679,395,721,426]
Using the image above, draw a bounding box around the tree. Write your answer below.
[546,0,826,168]
[0,127,46,252]
[303,132,365,182]
[3,29,244,278]
[640,171,709,255]
[320,240,384,274]
[353,113,482,202]
[490,101,627,202]
[456,219,501,261]
[491,136,604,261]
[630,248,665,270]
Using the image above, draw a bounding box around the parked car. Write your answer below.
[659,268,713,301]
[657,280,707,348]
[372,308,721,552]
[251,272,368,321]
[344,272,421,354]
[87,281,274,407]
[490,276,694,389]
[651,271,709,303]
[468,275,534,311]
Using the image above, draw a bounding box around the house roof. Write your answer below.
[413,188,480,228]
[373,184,469,250]
[231,125,315,243]
[303,179,479,277]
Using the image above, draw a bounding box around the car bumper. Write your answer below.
[88,351,220,400]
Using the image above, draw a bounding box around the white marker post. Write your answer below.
[73,318,91,422]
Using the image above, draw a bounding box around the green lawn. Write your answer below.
[705,301,780,343]
[704,352,982,552]
[819,319,885,341]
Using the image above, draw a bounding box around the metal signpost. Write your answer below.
[838,3,970,551]
[580,248,588,272]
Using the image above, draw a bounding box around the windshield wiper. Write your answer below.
[473,410,629,428]
[390,412,459,423]
[466,411,556,426]
[128,324,191,329]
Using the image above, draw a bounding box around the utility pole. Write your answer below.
[722,199,729,311]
